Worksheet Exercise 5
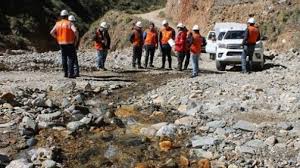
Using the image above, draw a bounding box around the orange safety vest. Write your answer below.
[190,33,202,54]
[160,27,174,45]
[55,19,75,45]
[132,30,143,47]
[247,25,259,45]
[94,31,103,50]
[144,30,158,46]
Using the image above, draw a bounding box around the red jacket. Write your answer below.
[175,31,187,52]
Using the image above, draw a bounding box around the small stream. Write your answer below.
[35,71,191,167]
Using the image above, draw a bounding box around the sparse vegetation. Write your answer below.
[260,7,300,46]
[0,0,166,52]
[158,11,166,18]
[80,10,150,51]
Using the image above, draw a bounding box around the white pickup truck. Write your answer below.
[206,22,264,71]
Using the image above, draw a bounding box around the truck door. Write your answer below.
[205,31,217,54]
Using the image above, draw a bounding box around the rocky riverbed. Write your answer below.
[0,48,300,167]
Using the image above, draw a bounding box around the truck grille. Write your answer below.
[227,44,243,49]
[227,52,242,56]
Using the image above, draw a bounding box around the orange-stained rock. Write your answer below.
[150,111,165,119]
[179,155,189,168]
[135,163,147,168]
[159,140,172,152]
[197,159,211,168]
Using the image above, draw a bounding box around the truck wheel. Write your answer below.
[216,61,226,71]
[209,54,216,60]
[254,63,264,71]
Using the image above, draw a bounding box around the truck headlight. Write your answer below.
[218,44,227,48]
[255,42,263,48]
[255,53,261,59]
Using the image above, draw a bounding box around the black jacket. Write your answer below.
[94,29,111,50]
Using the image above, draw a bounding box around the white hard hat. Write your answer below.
[68,15,76,22]
[162,20,168,26]
[177,23,185,28]
[247,17,256,24]
[192,25,200,31]
[100,22,108,29]
[60,10,69,17]
[136,21,142,28]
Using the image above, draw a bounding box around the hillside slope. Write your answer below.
[165,0,300,50]
[0,0,166,52]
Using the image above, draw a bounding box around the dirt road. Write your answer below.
[135,8,176,28]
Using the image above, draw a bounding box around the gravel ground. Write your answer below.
[1,47,300,167]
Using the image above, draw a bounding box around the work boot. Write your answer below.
[159,66,165,70]
[68,75,76,79]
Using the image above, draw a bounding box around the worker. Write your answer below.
[188,25,203,78]
[68,15,80,77]
[183,26,192,70]
[129,21,144,69]
[143,22,158,68]
[50,10,79,78]
[175,23,187,71]
[241,18,260,73]
[93,21,111,71]
[159,20,175,70]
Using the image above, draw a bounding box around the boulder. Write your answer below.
[265,136,277,146]
[37,111,61,122]
[174,116,198,127]
[6,158,33,168]
[19,116,37,136]
[156,124,177,137]
[67,121,84,132]
[236,145,255,155]
[31,97,45,107]
[233,120,257,132]
[206,120,226,128]
[191,136,219,147]
[245,139,265,149]
[45,99,54,108]
[140,127,157,137]
[190,149,213,159]
[28,148,53,165]
[42,160,57,168]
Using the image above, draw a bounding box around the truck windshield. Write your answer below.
[224,31,245,39]
[218,32,225,41]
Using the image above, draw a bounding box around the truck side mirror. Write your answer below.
[261,36,268,41]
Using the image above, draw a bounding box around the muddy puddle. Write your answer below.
[34,70,195,167]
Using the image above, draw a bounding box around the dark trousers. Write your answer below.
[184,51,190,69]
[161,44,172,68]
[176,52,185,71]
[74,51,79,76]
[241,45,255,72]
[132,46,143,68]
[144,45,155,67]
[60,44,75,77]
[96,50,108,69]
